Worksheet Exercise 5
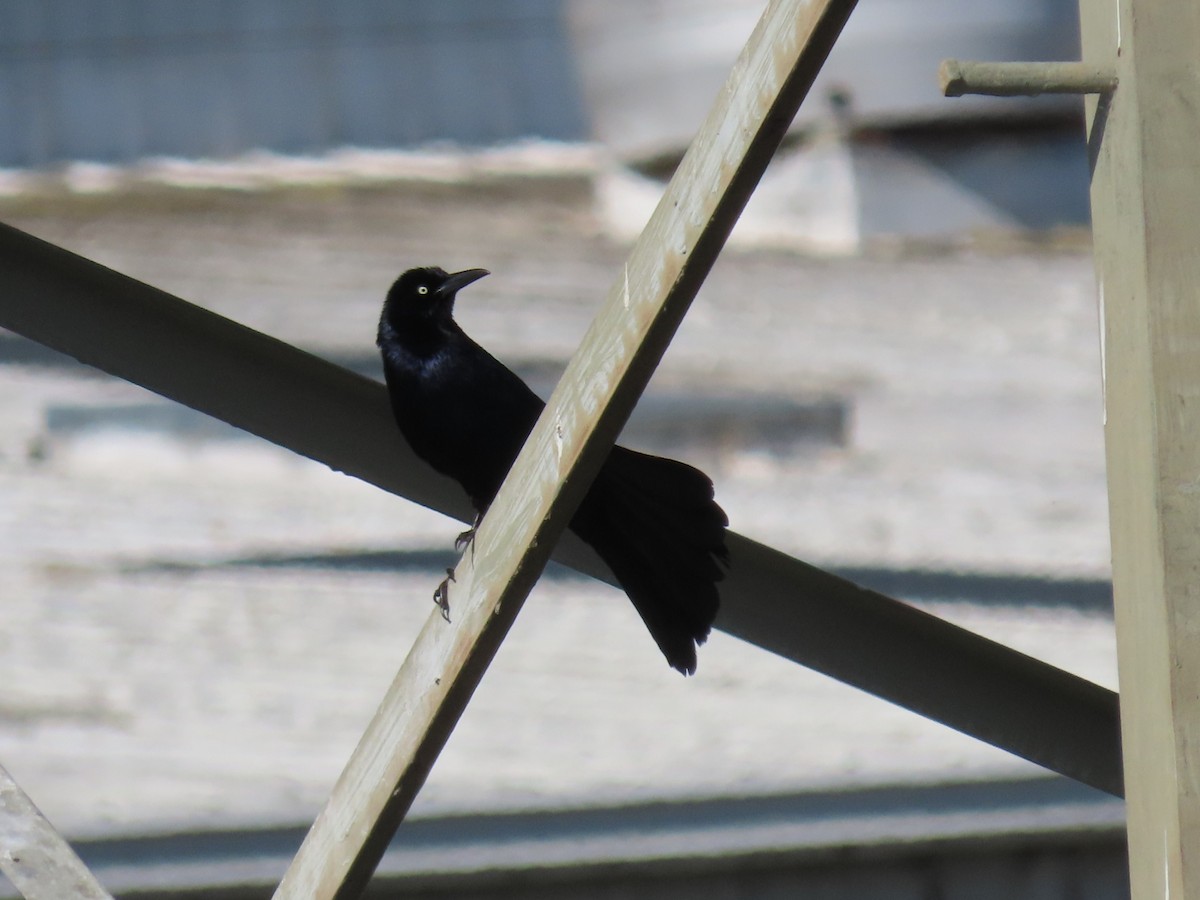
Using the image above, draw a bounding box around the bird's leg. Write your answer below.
[455,512,482,557]
[433,567,455,622]
[436,515,481,622]
[454,528,473,554]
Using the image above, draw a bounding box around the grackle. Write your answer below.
[377,267,729,675]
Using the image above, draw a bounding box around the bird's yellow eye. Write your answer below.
[417,285,429,296]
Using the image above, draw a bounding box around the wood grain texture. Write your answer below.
[1080,0,1200,895]
[0,764,112,900]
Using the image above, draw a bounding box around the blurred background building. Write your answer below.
[0,0,1089,249]
[0,1,1123,897]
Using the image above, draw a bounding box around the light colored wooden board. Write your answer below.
[1079,0,1200,895]
[0,764,111,900]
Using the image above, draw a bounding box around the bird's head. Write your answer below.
[381,266,489,329]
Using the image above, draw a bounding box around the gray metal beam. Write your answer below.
[0,223,1121,797]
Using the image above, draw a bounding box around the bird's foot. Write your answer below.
[455,514,482,556]
[433,567,455,622]
[454,527,475,555]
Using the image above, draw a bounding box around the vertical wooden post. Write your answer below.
[1079,0,1200,895]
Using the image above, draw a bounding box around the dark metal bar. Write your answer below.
[0,222,1124,797]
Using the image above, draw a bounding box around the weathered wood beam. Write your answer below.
[0,763,112,900]
[1080,0,1200,895]
[274,0,866,894]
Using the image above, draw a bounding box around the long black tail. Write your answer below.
[570,446,729,675]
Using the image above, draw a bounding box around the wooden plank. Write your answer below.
[273,0,862,895]
[1079,0,1200,895]
[0,198,1121,795]
[0,763,112,900]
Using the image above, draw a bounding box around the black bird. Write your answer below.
[377,266,729,675]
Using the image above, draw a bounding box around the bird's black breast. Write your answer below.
[381,328,544,510]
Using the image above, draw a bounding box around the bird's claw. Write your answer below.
[433,567,455,621]
[454,527,475,555]
[455,513,482,556]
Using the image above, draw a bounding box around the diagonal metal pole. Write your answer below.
[269,1,862,895]
[0,33,1121,817]
[0,199,1122,800]
[0,215,1125,803]
[0,209,1125,802]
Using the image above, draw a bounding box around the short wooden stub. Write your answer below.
[939,59,1116,97]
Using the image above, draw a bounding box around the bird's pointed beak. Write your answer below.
[439,268,490,297]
